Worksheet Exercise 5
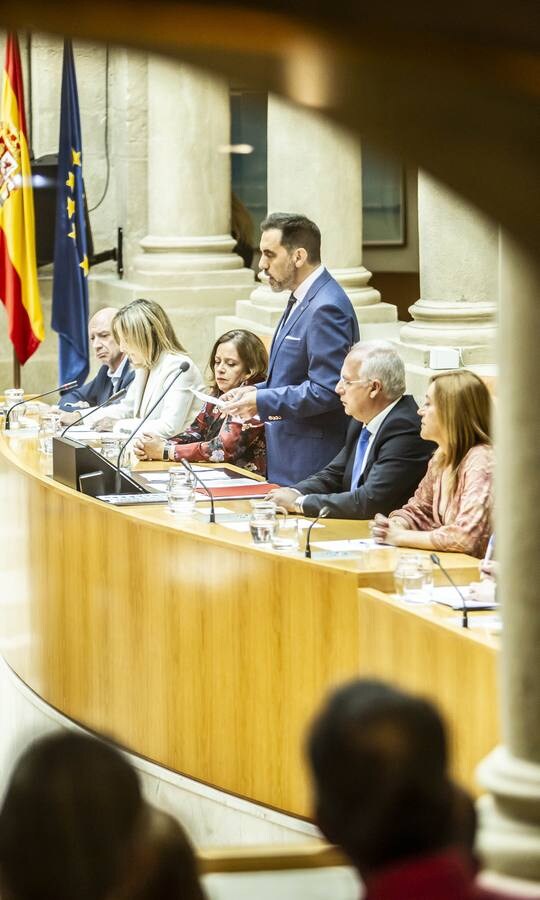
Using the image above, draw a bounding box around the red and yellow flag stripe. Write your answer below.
[0,33,44,364]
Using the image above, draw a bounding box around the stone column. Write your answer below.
[398,170,498,398]
[217,95,397,344]
[96,55,253,371]
[475,234,540,888]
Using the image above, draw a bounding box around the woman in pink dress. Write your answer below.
[373,370,493,558]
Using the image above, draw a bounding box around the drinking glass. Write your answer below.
[4,388,25,427]
[38,412,61,454]
[394,554,431,605]
[249,501,282,545]
[167,468,196,515]
[100,434,121,462]
[271,515,301,553]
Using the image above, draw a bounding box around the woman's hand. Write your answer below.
[372,513,410,547]
[133,433,166,461]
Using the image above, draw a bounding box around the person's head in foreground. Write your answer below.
[124,807,205,900]
[206,329,268,397]
[0,731,144,900]
[112,299,186,369]
[306,679,459,878]
[419,369,491,478]
[259,212,322,293]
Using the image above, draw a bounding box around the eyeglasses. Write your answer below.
[337,377,371,388]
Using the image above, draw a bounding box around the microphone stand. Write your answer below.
[61,387,128,437]
[180,458,216,523]
[430,552,469,628]
[305,506,330,558]
[115,362,190,493]
[5,380,78,429]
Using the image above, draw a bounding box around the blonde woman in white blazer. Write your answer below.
[86,299,203,439]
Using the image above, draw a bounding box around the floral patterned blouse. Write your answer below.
[389,443,493,558]
[168,395,266,477]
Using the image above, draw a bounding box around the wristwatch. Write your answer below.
[163,441,175,461]
[293,494,305,513]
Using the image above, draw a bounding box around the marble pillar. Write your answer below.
[475,234,540,886]
[398,171,498,398]
[94,55,254,371]
[217,95,397,343]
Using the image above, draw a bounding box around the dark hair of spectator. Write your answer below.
[0,732,144,900]
[260,212,322,264]
[123,808,206,900]
[306,679,454,874]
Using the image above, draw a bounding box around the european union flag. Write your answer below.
[51,40,89,387]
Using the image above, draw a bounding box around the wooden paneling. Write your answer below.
[0,433,495,815]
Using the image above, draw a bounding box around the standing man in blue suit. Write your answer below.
[58,307,134,423]
[223,213,359,484]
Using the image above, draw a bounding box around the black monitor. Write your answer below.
[52,436,146,496]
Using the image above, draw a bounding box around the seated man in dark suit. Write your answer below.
[268,341,434,518]
[306,679,518,900]
[59,307,134,423]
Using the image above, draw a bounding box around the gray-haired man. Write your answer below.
[267,342,435,519]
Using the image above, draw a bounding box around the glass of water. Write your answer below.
[38,412,61,454]
[271,514,301,553]
[167,468,196,516]
[394,554,431,605]
[100,434,121,462]
[4,388,25,427]
[249,501,278,545]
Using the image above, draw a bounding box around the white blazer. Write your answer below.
[85,352,203,439]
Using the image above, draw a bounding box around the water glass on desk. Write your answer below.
[167,468,196,516]
[394,554,433,604]
[38,412,61,454]
[271,514,300,553]
[3,388,25,427]
[249,501,281,545]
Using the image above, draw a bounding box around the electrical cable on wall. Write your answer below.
[88,43,110,212]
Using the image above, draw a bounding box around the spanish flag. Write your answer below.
[0,33,44,364]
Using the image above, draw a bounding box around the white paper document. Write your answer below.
[189,387,227,409]
[311,538,382,553]
[432,586,498,610]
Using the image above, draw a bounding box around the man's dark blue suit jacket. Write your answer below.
[58,360,134,410]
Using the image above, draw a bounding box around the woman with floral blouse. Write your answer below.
[372,370,493,558]
[133,330,268,476]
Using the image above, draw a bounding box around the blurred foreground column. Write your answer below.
[217,95,397,344]
[476,234,540,888]
[398,171,497,399]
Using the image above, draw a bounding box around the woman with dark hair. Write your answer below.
[373,370,493,557]
[134,329,268,476]
[0,732,145,900]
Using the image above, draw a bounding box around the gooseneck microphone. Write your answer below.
[180,458,216,523]
[5,380,78,429]
[61,387,128,437]
[430,552,469,629]
[305,505,330,559]
[115,361,190,491]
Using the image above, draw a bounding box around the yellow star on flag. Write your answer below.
[71,148,81,167]
[66,196,76,218]
[79,255,89,277]
[68,225,77,240]
[66,171,75,190]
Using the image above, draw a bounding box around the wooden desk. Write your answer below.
[0,432,495,816]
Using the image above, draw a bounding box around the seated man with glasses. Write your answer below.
[267,341,435,519]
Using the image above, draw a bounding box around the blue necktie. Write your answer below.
[350,426,371,491]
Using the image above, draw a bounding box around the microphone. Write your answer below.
[430,552,469,629]
[61,388,128,437]
[180,458,216,523]
[305,505,330,559]
[5,380,78,429]
[115,361,190,491]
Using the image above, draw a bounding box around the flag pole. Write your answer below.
[12,351,21,389]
